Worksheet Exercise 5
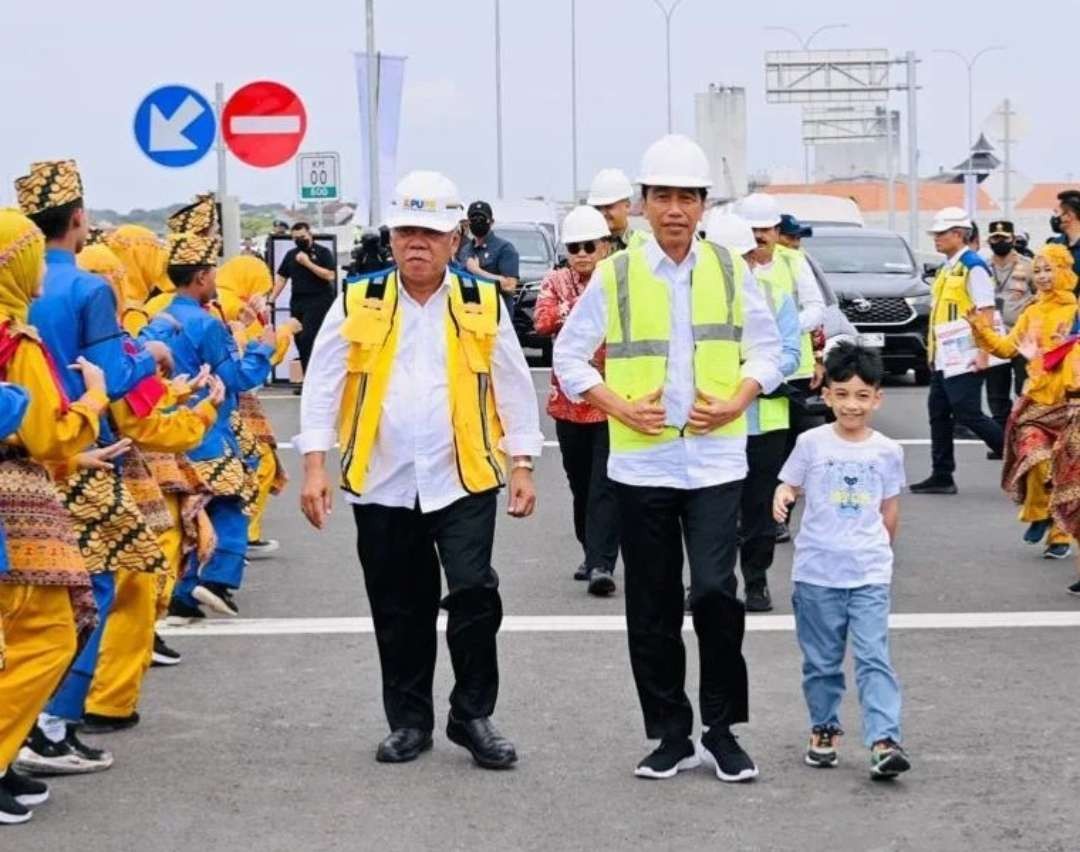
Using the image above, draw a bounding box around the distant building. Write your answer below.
[695,84,748,202]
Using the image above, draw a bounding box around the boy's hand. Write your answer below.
[773,483,798,523]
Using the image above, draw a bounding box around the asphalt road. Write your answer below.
[19,371,1080,852]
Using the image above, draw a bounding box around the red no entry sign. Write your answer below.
[222,81,307,168]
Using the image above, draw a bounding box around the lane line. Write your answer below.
[159,610,1080,638]
[276,439,975,451]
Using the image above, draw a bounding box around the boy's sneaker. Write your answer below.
[193,582,239,616]
[1023,519,1052,544]
[1067,579,1080,597]
[0,788,31,825]
[151,633,182,667]
[165,598,205,627]
[15,726,113,776]
[805,725,842,768]
[246,539,279,559]
[698,727,759,782]
[1043,543,1072,560]
[0,770,49,807]
[633,738,699,779]
[870,739,911,779]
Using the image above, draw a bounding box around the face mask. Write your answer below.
[469,218,491,239]
[294,235,310,249]
[990,241,1014,257]
[1051,215,1063,234]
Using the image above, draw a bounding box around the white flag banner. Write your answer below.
[354,53,407,226]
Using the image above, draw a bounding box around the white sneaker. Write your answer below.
[246,539,280,559]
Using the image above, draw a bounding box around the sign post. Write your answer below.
[298,152,340,230]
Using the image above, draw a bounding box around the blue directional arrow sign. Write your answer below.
[133,85,216,168]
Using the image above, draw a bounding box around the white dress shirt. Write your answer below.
[553,236,782,490]
[755,250,826,332]
[294,270,544,512]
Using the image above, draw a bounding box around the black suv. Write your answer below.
[804,227,932,384]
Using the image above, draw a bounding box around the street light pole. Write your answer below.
[933,46,1005,156]
[570,0,579,202]
[365,0,381,227]
[495,0,505,198]
[651,0,687,133]
[764,22,849,50]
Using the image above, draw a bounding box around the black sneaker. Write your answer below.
[193,582,239,616]
[165,598,205,627]
[634,737,699,779]
[0,770,48,807]
[870,739,911,779]
[1067,579,1080,596]
[587,566,616,597]
[909,475,958,495]
[1024,520,1052,545]
[775,522,791,543]
[1044,543,1073,560]
[698,727,759,782]
[805,725,842,768]
[573,561,589,581]
[0,788,31,825]
[15,725,113,776]
[151,633,182,667]
[81,712,140,734]
[745,585,773,613]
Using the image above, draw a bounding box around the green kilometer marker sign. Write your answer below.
[297,152,340,203]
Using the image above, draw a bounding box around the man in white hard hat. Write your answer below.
[555,135,782,782]
[295,170,544,769]
[587,168,645,251]
[705,211,803,613]
[533,206,620,596]
[910,207,1003,494]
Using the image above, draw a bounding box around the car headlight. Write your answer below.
[904,294,932,307]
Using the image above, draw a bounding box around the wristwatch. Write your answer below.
[512,458,535,472]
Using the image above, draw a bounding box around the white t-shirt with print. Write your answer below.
[779,424,905,588]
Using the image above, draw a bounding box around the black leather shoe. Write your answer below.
[375,728,432,763]
[81,712,140,734]
[745,586,773,613]
[909,475,958,495]
[446,715,517,769]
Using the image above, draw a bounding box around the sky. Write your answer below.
[2,0,1077,213]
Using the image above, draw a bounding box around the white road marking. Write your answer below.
[159,610,1080,638]
[276,438,974,451]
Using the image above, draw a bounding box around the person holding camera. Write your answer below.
[272,222,337,379]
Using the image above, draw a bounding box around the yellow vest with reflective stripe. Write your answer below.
[337,269,506,496]
[927,257,978,363]
[754,276,791,433]
[756,244,815,379]
[600,241,745,452]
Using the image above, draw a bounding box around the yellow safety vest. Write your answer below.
[927,255,979,363]
[754,276,791,433]
[337,269,506,496]
[601,240,746,452]
[755,244,815,379]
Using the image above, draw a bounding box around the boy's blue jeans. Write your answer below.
[791,581,902,747]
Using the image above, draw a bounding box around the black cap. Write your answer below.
[988,220,1015,238]
[779,213,812,238]
[467,201,493,220]
[273,219,289,228]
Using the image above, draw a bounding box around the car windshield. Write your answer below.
[500,228,551,264]
[806,235,914,274]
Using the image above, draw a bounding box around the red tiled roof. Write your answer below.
[763,182,998,213]
[1017,183,1080,211]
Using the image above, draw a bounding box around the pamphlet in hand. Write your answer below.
[935,314,1009,377]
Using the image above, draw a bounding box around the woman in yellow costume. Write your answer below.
[966,243,1079,560]
[215,254,300,557]
[0,209,111,821]
[103,225,169,336]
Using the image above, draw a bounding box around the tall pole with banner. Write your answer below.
[366,0,381,226]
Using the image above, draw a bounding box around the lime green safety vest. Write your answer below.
[754,276,791,433]
[755,244,815,379]
[600,240,746,453]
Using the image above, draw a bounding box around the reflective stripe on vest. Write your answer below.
[928,261,977,363]
[755,277,791,433]
[601,240,746,452]
[337,269,506,495]
[757,244,815,378]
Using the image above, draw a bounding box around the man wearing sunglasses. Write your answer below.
[534,207,619,597]
[587,168,646,252]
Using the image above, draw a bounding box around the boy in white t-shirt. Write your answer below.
[773,341,912,780]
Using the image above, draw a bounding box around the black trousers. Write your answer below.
[554,420,619,571]
[617,481,749,740]
[352,493,502,732]
[985,358,1028,428]
[291,294,335,375]
[928,370,1004,476]
[740,430,789,591]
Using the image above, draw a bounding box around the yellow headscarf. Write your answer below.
[216,255,273,323]
[0,208,46,324]
[105,225,168,306]
[1037,244,1079,303]
[77,244,127,310]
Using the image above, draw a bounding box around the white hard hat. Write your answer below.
[636,134,712,190]
[928,206,973,234]
[704,209,756,256]
[734,193,781,229]
[385,170,464,233]
[587,168,634,206]
[561,205,611,244]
